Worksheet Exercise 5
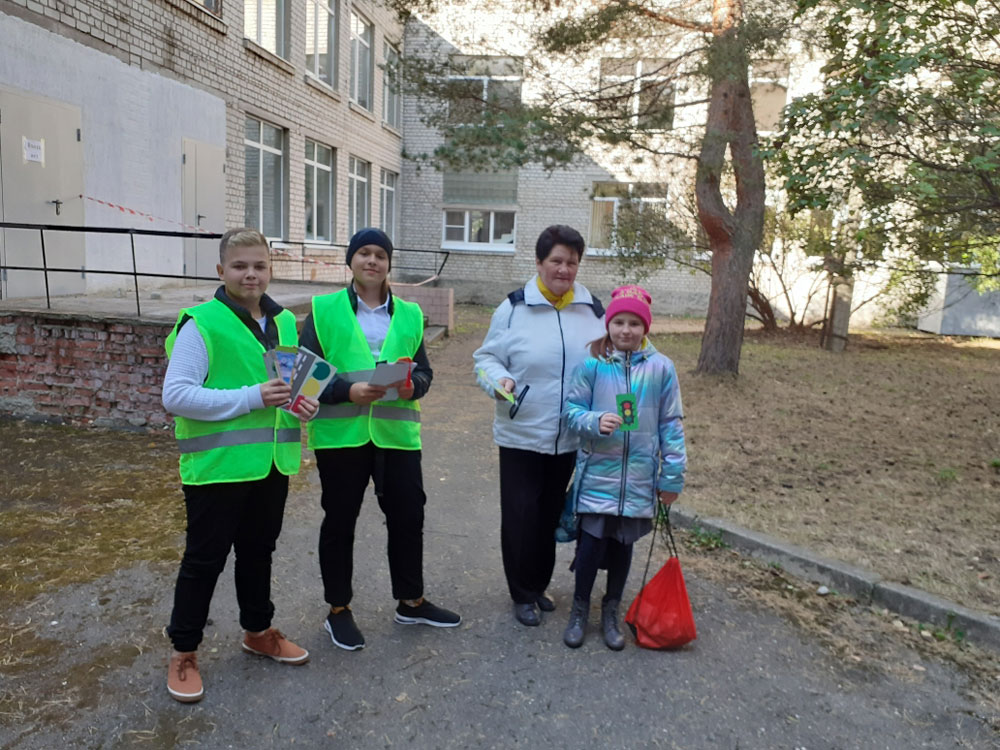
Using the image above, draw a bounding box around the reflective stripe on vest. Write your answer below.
[307,289,423,451]
[317,404,422,422]
[165,299,302,484]
[176,426,303,454]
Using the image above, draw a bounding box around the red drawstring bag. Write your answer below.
[625,511,697,649]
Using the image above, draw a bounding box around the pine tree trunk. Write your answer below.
[694,28,765,375]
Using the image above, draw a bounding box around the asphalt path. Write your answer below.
[3,331,996,749]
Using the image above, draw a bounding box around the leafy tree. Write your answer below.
[393,0,790,375]
[773,0,1000,341]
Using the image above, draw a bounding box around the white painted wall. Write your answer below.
[0,13,225,292]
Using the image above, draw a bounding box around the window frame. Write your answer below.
[382,42,402,129]
[244,115,286,241]
[379,169,398,243]
[750,60,790,134]
[349,10,374,111]
[305,0,338,89]
[348,155,371,237]
[599,58,676,131]
[440,208,517,251]
[588,182,668,255]
[305,139,336,244]
[244,0,288,59]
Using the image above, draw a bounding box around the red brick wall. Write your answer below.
[0,312,172,429]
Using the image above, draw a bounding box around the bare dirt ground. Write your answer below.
[0,303,998,740]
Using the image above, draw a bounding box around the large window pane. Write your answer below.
[492,212,515,243]
[383,44,401,129]
[350,12,373,110]
[245,148,260,228]
[469,211,489,242]
[590,200,615,248]
[261,150,282,237]
[315,170,331,242]
[245,0,285,57]
[262,122,282,150]
[305,163,315,238]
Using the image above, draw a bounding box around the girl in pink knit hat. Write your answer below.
[561,284,687,650]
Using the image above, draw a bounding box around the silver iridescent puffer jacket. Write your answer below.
[563,342,686,518]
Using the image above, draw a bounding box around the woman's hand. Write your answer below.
[292,396,319,422]
[390,379,415,400]
[259,378,292,407]
[495,377,515,401]
[349,381,388,405]
[598,412,623,435]
[658,491,679,506]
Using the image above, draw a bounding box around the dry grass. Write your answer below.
[650,326,1000,617]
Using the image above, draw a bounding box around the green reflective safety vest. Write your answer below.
[165,298,302,485]
[307,289,423,451]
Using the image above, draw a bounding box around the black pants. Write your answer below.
[167,466,288,652]
[498,447,576,604]
[573,530,634,604]
[316,443,425,606]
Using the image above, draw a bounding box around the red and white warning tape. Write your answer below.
[269,245,346,269]
[80,194,213,233]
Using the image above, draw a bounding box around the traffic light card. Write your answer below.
[616,393,638,431]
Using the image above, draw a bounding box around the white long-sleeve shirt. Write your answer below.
[161,316,267,421]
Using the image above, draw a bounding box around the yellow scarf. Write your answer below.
[536,277,574,310]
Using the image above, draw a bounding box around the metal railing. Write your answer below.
[0,222,224,317]
[0,222,451,317]
[270,241,450,285]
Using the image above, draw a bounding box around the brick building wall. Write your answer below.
[1,0,404,253]
[0,312,172,428]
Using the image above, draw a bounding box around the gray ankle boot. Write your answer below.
[563,598,588,648]
[601,599,625,651]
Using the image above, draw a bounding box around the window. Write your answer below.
[306,0,337,87]
[193,0,220,14]
[350,11,373,110]
[751,61,790,132]
[442,210,516,249]
[244,116,285,239]
[589,182,667,250]
[599,58,675,130]
[379,169,398,242]
[446,55,522,124]
[305,141,335,243]
[348,156,370,236]
[383,42,402,129]
[244,0,286,58]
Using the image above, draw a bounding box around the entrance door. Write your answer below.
[181,139,225,281]
[0,87,85,299]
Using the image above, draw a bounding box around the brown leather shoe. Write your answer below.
[167,650,204,703]
[242,628,309,664]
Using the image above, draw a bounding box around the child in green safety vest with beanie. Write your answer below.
[161,228,318,703]
[299,227,461,651]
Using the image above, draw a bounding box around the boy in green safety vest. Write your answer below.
[161,228,318,703]
[299,227,461,651]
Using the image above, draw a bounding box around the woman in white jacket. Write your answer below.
[473,225,606,626]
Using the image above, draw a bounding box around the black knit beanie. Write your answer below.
[346,227,393,270]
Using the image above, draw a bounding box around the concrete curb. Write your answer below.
[669,504,1000,651]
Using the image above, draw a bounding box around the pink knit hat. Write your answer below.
[605,284,652,333]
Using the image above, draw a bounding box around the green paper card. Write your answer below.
[616,393,638,431]
[478,367,516,403]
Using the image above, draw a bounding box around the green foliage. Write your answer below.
[773,0,1000,296]
[936,467,958,484]
[685,525,729,551]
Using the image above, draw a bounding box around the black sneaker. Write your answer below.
[394,599,461,628]
[324,608,365,650]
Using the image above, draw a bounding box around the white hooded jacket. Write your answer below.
[473,275,606,455]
